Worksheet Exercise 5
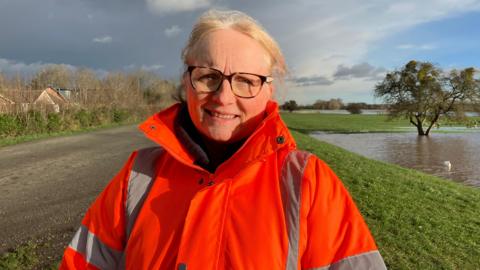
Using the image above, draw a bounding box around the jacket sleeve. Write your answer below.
[59,152,137,270]
[300,156,387,270]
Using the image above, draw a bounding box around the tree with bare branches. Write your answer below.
[30,64,73,89]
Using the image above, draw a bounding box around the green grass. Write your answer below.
[285,116,480,269]
[0,243,40,270]
[0,121,136,148]
[0,242,59,270]
[281,112,411,133]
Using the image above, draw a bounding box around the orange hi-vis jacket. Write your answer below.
[60,101,387,270]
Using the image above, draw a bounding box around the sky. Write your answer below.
[1,0,479,104]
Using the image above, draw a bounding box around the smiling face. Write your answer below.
[184,28,274,144]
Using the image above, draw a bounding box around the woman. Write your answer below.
[61,9,387,270]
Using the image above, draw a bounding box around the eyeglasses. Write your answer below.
[187,66,273,98]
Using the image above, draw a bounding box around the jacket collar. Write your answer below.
[138,101,296,174]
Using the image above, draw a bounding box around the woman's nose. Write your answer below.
[212,78,236,104]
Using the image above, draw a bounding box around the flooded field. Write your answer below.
[311,131,480,187]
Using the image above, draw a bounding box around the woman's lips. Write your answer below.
[205,109,239,120]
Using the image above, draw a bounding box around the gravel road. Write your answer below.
[0,125,155,265]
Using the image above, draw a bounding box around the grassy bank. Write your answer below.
[285,114,480,269]
[0,121,136,148]
[292,131,480,269]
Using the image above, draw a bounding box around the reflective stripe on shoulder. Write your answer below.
[307,250,387,270]
[69,224,123,269]
[125,146,164,239]
[280,150,312,270]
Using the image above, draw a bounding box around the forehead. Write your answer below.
[190,29,271,73]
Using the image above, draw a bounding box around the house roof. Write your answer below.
[0,87,69,104]
[0,93,15,105]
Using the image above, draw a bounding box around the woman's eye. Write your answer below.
[199,74,219,81]
[236,76,255,85]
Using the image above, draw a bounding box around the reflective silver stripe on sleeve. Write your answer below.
[280,150,312,270]
[69,224,123,269]
[307,250,387,270]
[125,146,164,239]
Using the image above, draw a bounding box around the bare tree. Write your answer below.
[30,64,73,89]
[0,72,6,90]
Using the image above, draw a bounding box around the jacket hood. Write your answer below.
[138,100,296,174]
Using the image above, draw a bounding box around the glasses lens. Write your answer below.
[232,73,262,98]
[191,67,222,92]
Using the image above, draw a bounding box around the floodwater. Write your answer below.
[310,131,480,187]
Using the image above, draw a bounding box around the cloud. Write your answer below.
[0,58,76,77]
[396,44,436,50]
[146,0,214,14]
[290,75,334,87]
[92,35,112,44]
[334,63,387,80]
[273,0,480,82]
[123,64,165,72]
[141,64,164,72]
[164,25,181,37]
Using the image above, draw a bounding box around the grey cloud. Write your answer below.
[146,0,215,14]
[290,75,334,86]
[334,63,386,80]
[164,25,182,38]
[92,36,113,44]
[0,58,76,77]
[0,0,197,78]
[396,44,436,50]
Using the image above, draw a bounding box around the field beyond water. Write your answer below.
[283,112,480,269]
[281,112,410,133]
[281,111,480,133]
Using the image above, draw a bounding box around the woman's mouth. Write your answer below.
[205,109,238,120]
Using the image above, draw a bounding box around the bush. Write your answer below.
[25,111,47,134]
[112,108,130,123]
[0,106,149,140]
[0,114,21,137]
[74,109,93,128]
[346,103,363,114]
[47,113,62,132]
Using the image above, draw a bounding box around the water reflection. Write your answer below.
[310,132,480,187]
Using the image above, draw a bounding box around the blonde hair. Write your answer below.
[182,9,287,80]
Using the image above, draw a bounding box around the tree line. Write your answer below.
[281,99,385,114]
[0,64,177,110]
[0,64,177,138]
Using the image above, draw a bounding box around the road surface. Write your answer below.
[0,125,155,265]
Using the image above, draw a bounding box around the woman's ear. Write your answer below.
[268,83,275,100]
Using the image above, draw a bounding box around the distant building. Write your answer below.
[0,87,69,113]
[0,93,15,113]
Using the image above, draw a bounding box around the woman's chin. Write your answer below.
[204,133,235,144]
[201,128,244,144]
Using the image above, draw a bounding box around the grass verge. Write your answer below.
[0,121,137,148]
[0,243,39,270]
[291,130,480,269]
